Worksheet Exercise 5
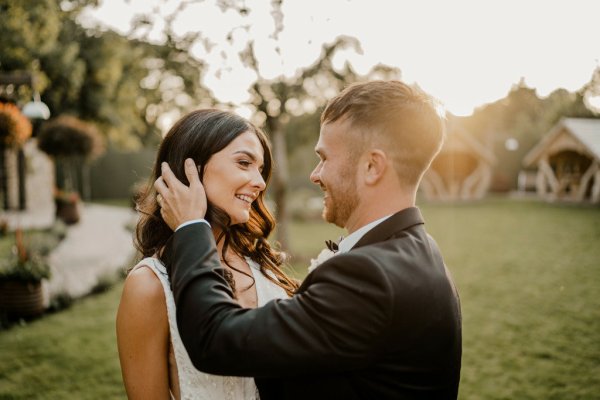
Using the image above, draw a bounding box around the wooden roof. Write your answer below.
[523,118,600,167]
[439,117,496,165]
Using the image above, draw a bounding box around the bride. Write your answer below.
[116,109,298,399]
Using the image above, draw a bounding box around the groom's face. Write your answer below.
[310,119,360,228]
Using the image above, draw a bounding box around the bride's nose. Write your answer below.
[251,170,266,191]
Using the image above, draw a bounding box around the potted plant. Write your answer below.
[0,229,51,319]
[53,188,81,225]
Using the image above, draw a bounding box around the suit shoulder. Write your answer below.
[312,251,396,298]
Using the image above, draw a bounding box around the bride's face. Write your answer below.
[202,130,266,225]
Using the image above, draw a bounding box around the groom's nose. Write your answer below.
[310,163,322,185]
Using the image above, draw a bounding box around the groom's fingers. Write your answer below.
[154,176,169,197]
[153,160,208,228]
[184,158,202,188]
[160,162,186,190]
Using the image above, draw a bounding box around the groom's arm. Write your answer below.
[167,222,392,378]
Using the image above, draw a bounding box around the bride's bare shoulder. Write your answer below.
[121,264,165,306]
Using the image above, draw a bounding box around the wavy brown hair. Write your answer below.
[134,109,298,296]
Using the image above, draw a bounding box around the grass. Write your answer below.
[420,198,600,400]
[0,284,125,399]
[0,198,599,399]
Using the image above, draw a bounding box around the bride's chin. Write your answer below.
[229,213,250,226]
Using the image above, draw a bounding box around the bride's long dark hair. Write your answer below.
[134,109,298,296]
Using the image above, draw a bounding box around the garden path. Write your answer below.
[43,203,137,306]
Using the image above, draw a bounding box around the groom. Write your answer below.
[156,80,462,399]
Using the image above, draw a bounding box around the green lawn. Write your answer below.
[421,198,600,400]
[1,198,598,399]
[0,284,125,399]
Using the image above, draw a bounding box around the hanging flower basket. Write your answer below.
[0,102,33,146]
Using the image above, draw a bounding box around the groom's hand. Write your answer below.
[154,158,207,231]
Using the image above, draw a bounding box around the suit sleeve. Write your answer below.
[167,223,393,378]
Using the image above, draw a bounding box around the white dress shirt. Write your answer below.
[337,215,392,254]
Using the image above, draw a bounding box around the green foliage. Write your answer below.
[0,232,51,283]
[1,1,213,150]
[0,0,61,70]
[0,252,50,282]
[0,223,66,283]
[75,32,152,149]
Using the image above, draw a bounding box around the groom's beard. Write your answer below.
[322,167,359,228]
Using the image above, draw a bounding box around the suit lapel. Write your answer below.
[351,207,424,250]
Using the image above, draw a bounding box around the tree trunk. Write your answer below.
[271,125,290,252]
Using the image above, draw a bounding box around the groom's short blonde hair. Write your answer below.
[321,80,445,186]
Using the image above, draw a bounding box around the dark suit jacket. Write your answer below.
[166,207,462,399]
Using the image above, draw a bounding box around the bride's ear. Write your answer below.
[363,149,387,185]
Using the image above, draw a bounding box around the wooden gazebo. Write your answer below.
[522,117,600,203]
[421,119,495,201]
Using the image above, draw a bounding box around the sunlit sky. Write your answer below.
[81,0,600,116]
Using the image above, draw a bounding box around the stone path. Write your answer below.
[43,203,137,305]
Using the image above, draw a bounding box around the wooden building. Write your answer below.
[421,119,495,201]
[522,117,600,203]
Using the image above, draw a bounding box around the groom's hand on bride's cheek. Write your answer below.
[154,158,208,230]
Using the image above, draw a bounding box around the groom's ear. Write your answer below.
[363,149,387,185]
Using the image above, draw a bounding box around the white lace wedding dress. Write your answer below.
[131,257,288,400]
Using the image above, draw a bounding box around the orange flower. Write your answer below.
[0,102,32,146]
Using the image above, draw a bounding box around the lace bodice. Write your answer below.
[132,257,288,400]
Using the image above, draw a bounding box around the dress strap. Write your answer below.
[131,257,168,276]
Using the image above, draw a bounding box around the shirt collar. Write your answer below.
[337,214,392,254]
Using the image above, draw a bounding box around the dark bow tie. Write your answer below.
[325,236,343,253]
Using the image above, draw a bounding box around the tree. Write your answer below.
[239,36,369,249]
[133,0,400,250]
[582,66,600,113]
[1,0,213,149]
